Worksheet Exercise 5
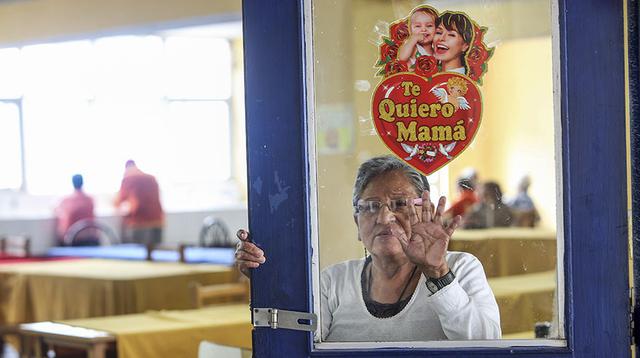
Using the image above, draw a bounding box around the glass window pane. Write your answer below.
[160,101,233,210]
[0,102,22,189]
[86,98,167,194]
[311,0,561,345]
[164,101,231,182]
[22,97,93,194]
[93,35,164,100]
[11,26,241,213]
[164,37,232,99]
[0,48,23,98]
[21,41,93,99]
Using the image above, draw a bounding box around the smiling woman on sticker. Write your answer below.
[235,155,501,341]
[433,11,474,75]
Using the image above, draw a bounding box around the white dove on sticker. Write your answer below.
[400,143,419,160]
[439,141,457,159]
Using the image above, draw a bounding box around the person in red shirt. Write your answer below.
[55,174,97,246]
[114,160,164,245]
[444,176,478,222]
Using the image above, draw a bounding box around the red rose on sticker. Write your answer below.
[473,26,485,44]
[380,42,399,62]
[414,55,438,78]
[467,45,489,66]
[385,60,408,76]
[390,21,410,42]
[468,64,484,81]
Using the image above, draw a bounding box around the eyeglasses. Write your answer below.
[354,198,420,215]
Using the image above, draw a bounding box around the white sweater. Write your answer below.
[320,251,501,341]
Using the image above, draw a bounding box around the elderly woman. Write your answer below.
[236,155,501,341]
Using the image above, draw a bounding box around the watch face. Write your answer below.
[427,281,439,292]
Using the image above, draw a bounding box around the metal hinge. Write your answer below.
[252,308,317,332]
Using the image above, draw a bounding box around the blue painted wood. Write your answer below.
[628,0,640,354]
[242,0,313,357]
[242,0,630,356]
[560,1,629,356]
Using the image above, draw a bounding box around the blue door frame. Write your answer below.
[628,0,640,355]
[242,1,630,357]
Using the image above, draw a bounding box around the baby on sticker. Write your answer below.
[397,6,439,68]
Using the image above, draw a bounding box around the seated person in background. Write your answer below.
[444,176,478,222]
[463,181,513,229]
[236,155,501,341]
[114,160,164,245]
[508,175,540,227]
[55,174,98,246]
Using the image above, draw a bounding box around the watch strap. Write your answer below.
[425,270,455,293]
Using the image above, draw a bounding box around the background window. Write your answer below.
[0,101,22,190]
[1,24,242,214]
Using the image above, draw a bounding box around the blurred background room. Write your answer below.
[0,1,252,357]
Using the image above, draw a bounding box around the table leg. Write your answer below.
[88,342,108,358]
[19,335,31,358]
[33,337,43,358]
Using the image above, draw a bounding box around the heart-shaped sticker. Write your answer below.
[371,72,482,176]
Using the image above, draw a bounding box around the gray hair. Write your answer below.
[352,155,430,206]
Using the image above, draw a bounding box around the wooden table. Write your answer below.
[19,321,116,358]
[0,259,234,326]
[488,270,556,335]
[19,304,252,358]
[449,229,558,336]
[449,228,557,277]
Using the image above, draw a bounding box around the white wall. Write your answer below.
[0,0,241,46]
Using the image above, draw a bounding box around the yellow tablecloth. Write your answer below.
[59,304,252,358]
[0,259,234,325]
[489,270,556,334]
[449,228,557,277]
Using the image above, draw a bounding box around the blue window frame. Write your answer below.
[242,0,630,356]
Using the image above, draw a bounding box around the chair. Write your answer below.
[198,341,244,358]
[199,216,235,247]
[0,234,31,258]
[191,269,250,308]
[145,242,188,262]
[63,219,120,246]
[190,281,250,308]
[512,209,540,227]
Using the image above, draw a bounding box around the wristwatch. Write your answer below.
[425,270,455,294]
